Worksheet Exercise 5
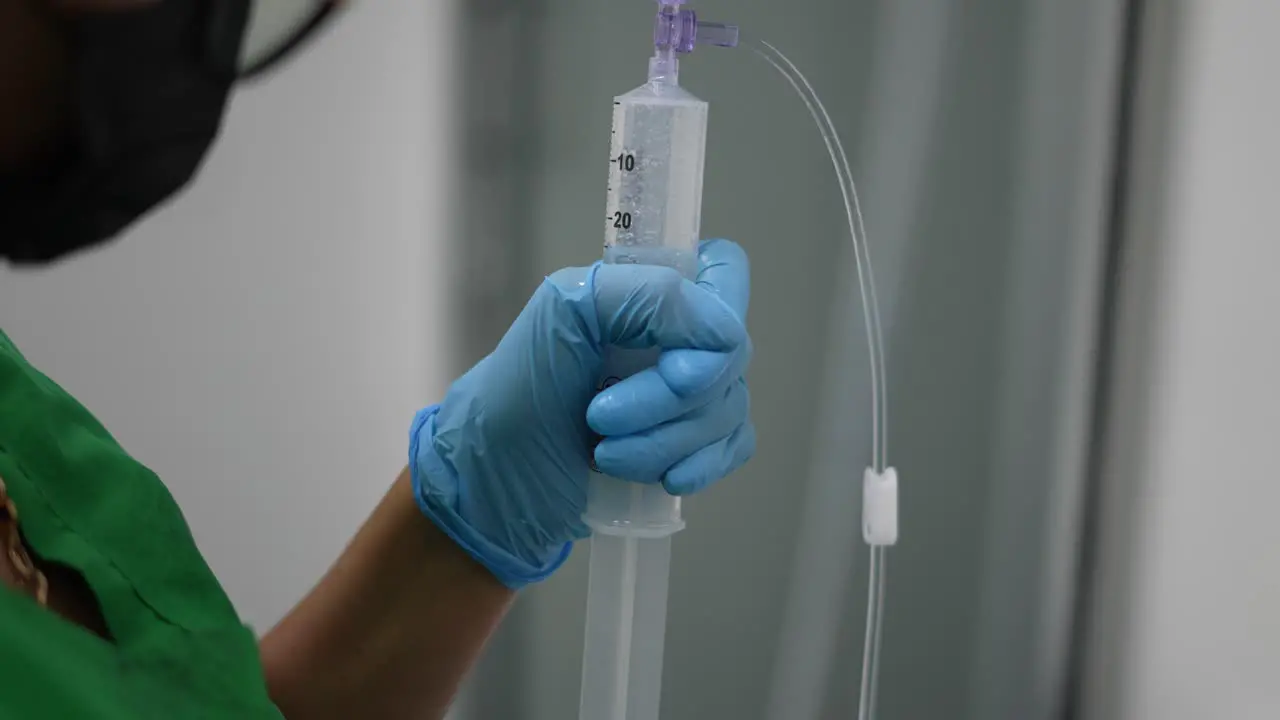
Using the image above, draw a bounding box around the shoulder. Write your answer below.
[0,328,278,715]
[0,329,22,357]
[0,329,245,641]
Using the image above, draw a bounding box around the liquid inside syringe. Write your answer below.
[602,90,708,280]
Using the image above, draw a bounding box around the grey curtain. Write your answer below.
[452,0,1128,717]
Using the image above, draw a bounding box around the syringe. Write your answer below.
[579,4,738,720]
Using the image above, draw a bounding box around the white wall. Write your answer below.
[1086,2,1280,719]
[0,0,457,632]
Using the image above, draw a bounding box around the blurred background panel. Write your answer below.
[1081,2,1280,720]
[454,0,1124,719]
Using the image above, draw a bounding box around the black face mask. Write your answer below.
[0,0,337,266]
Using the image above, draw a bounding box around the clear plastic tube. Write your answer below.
[752,42,887,473]
[857,547,889,719]
[579,533,674,720]
[752,39,892,720]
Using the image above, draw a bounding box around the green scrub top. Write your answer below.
[0,329,283,719]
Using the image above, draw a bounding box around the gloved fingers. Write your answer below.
[593,378,750,483]
[587,341,751,436]
[658,336,753,397]
[663,418,757,496]
[696,239,750,322]
[589,263,746,353]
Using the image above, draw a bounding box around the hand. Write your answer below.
[409,239,754,588]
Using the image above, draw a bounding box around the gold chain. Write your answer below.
[0,474,49,607]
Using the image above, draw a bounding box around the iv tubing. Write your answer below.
[859,547,888,719]
[752,41,888,473]
[752,39,892,720]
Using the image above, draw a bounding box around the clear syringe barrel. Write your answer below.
[579,63,708,720]
[586,65,709,537]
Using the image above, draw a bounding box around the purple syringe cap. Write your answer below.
[654,2,739,53]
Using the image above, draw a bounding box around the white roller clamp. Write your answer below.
[862,467,899,546]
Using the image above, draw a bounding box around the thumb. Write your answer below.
[583,262,746,352]
[696,239,750,322]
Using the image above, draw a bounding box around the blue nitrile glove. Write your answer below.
[409,238,754,589]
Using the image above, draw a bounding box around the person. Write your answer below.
[0,2,755,718]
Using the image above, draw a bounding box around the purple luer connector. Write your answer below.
[654,4,698,53]
[654,2,739,54]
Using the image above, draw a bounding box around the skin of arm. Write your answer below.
[260,467,515,720]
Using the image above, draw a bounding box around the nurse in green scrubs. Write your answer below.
[0,1,756,718]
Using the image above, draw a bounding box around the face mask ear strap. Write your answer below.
[202,0,252,81]
[235,1,341,80]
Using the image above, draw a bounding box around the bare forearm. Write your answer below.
[260,468,514,720]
